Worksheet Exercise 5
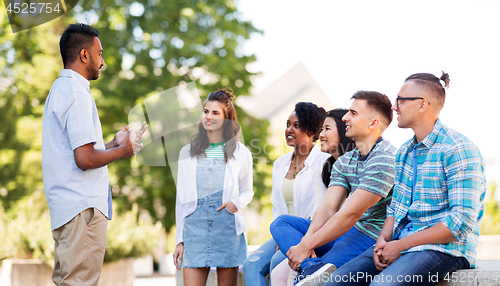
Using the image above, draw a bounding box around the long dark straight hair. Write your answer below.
[190,89,240,162]
[321,108,355,187]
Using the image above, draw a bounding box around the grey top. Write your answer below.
[42,69,110,230]
[329,138,396,240]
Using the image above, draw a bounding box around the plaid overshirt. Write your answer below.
[387,119,486,268]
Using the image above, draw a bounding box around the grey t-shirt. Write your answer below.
[329,138,396,240]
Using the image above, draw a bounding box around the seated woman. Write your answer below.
[244,102,335,285]
[270,108,354,286]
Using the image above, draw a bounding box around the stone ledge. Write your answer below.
[0,258,135,286]
[0,259,53,286]
[173,261,500,286]
[436,260,500,286]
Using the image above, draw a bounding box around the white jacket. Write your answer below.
[175,142,253,245]
[271,144,331,220]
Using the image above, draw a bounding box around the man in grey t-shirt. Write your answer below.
[42,23,146,286]
[270,91,396,286]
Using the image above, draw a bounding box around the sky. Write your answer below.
[235,0,500,175]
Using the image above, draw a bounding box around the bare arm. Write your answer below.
[378,222,454,268]
[378,216,395,243]
[373,216,395,270]
[74,135,133,171]
[287,188,382,270]
[399,222,455,248]
[75,122,148,171]
[74,131,143,171]
[301,189,381,250]
[303,185,347,240]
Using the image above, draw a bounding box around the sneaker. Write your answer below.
[294,262,337,286]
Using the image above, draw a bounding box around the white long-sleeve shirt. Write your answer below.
[270,144,330,220]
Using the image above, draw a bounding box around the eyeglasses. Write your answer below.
[394,96,429,109]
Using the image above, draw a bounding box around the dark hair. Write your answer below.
[405,72,449,106]
[60,23,100,67]
[190,89,240,162]
[351,91,393,127]
[294,102,326,141]
[321,108,355,188]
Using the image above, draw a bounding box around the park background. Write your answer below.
[1,0,500,282]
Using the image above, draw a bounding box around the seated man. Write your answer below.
[328,72,486,286]
[270,91,396,286]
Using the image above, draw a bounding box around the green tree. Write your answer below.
[480,182,500,235]
[74,0,271,234]
[0,12,64,209]
[0,0,272,241]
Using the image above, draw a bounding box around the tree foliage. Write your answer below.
[480,183,500,235]
[0,12,63,209]
[0,0,272,239]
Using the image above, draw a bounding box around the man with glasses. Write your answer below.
[327,72,486,286]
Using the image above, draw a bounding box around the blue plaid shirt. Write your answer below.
[387,119,486,268]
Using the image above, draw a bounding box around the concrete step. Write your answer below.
[436,260,500,286]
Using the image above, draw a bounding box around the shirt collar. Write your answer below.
[290,143,320,168]
[60,69,91,93]
[304,144,321,167]
[407,118,443,151]
[358,137,383,161]
[420,118,442,148]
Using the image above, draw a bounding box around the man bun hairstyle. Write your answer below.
[405,71,450,106]
[294,102,326,141]
[60,23,100,67]
[351,91,393,127]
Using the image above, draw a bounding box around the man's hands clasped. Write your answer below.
[373,238,403,271]
[287,241,317,271]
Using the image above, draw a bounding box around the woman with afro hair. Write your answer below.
[243,102,332,286]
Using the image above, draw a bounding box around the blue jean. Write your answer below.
[243,238,286,286]
[326,246,470,286]
[270,215,375,270]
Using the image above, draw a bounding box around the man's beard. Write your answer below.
[87,56,100,80]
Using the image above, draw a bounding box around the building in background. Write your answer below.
[238,62,335,150]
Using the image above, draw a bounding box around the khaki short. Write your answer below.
[52,208,108,286]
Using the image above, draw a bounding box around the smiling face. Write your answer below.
[285,112,311,147]
[86,37,105,80]
[392,81,422,129]
[319,117,340,154]
[342,99,373,141]
[202,100,226,134]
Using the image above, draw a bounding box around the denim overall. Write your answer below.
[182,158,247,268]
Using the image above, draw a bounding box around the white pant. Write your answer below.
[271,258,297,286]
